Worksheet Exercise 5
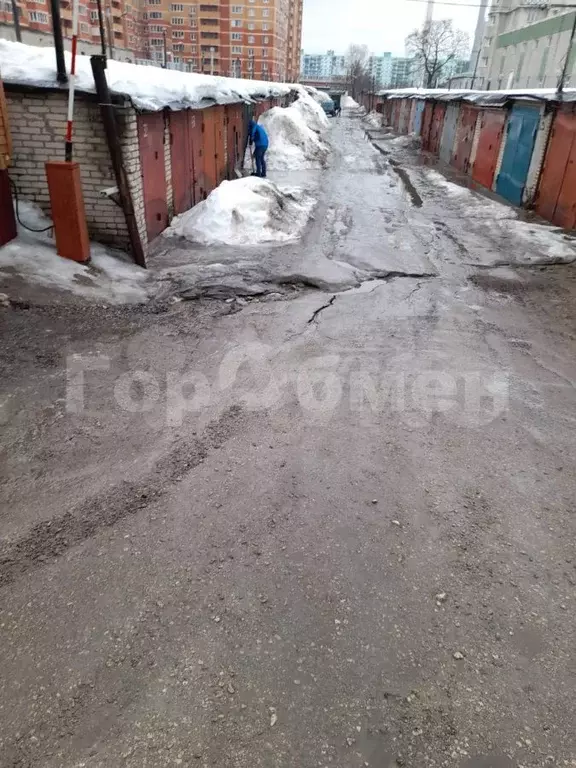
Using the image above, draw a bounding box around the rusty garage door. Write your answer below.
[188,110,205,204]
[535,107,576,228]
[429,103,446,156]
[201,107,218,196]
[137,112,168,241]
[472,109,506,190]
[421,101,434,150]
[451,104,478,173]
[169,111,193,215]
[225,103,244,178]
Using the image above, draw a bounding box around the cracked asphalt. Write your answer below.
[1,112,576,768]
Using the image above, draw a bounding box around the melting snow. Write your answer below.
[0,201,150,303]
[164,177,316,246]
[259,98,331,171]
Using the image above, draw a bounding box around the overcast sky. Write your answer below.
[301,0,481,57]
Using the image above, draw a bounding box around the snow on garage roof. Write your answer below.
[376,86,576,105]
[0,40,297,111]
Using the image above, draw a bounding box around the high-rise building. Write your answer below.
[300,49,346,80]
[0,0,134,58]
[389,56,416,88]
[367,52,392,87]
[0,0,303,79]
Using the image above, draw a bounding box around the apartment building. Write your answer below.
[477,0,576,89]
[300,49,347,80]
[390,56,416,88]
[0,0,135,57]
[0,0,303,79]
[367,52,392,87]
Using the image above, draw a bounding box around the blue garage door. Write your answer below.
[413,100,425,135]
[496,104,540,206]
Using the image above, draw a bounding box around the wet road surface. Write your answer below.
[1,112,576,768]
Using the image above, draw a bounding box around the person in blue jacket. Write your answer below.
[248,118,269,178]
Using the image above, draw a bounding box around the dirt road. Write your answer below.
[1,113,576,768]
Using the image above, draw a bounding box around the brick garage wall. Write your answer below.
[163,113,174,221]
[119,109,148,249]
[5,89,144,251]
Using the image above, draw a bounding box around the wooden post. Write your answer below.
[90,54,146,268]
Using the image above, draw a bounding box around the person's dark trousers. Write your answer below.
[255,146,267,178]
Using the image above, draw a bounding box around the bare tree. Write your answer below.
[406,20,469,88]
[346,44,371,99]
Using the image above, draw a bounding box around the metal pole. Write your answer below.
[90,54,146,268]
[95,0,106,57]
[10,0,21,42]
[105,7,114,60]
[210,46,215,76]
[48,0,68,84]
[163,29,167,68]
[558,9,576,95]
[64,0,79,161]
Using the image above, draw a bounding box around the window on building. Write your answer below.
[189,4,196,11]
[191,31,197,39]
[232,19,242,26]
[262,22,268,30]
[262,62,268,71]
[201,30,218,38]
[262,47,267,57]
[232,4,243,12]
[199,3,218,9]
[150,37,163,45]
[29,10,49,22]
[248,21,255,29]
[172,29,185,36]
[80,21,89,32]
[190,18,197,26]
[149,11,162,18]
[191,45,197,52]
[263,35,268,43]
[147,0,161,4]
[248,34,254,43]
[248,47,254,55]
[173,43,184,51]
[78,4,86,13]
[90,9,98,19]
[248,8,254,15]
[170,2,183,9]
[150,24,163,31]
[232,45,241,53]
[171,16,184,24]
[201,17,218,24]
[262,8,269,16]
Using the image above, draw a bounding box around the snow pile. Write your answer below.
[342,94,360,108]
[259,100,331,170]
[0,200,150,303]
[305,86,330,105]
[0,39,295,111]
[364,110,383,128]
[164,176,315,246]
[292,91,330,132]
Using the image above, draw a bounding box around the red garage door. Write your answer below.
[137,112,168,241]
[472,109,506,190]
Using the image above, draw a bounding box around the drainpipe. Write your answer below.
[49,0,68,84]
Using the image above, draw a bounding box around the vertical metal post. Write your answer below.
[163,29,167,68]
[210,45,215,75]
[105,6,114,60]
[90,54,146,268]
[48,0,68,84]
[95,0,107,57]
[10,0,21,42]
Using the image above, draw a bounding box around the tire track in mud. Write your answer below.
[0,405,245,587]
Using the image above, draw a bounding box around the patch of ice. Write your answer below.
[163,176,316,246]
[425,169,518,219]
[503,220,576,264]
[0,200,150,303]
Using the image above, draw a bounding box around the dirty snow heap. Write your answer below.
[259,91,331,170]
[164,177,315,246]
